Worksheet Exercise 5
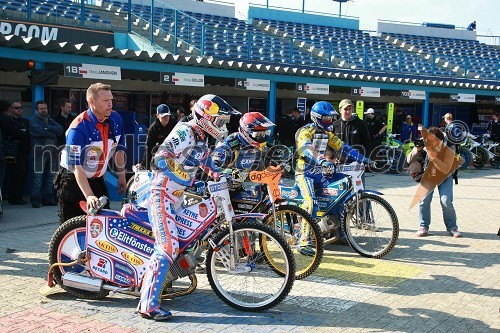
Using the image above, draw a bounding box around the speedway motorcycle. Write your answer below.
[45,177,296,311]
[127,166,322,280]
[280,161,399,258]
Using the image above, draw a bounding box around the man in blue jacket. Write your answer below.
[30,100,63,208]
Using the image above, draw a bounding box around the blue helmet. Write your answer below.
[311,101,338,132]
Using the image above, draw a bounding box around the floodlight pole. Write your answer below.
[332,0,351,18]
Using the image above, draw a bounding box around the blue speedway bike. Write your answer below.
[46,177,295,311]
[280,161,399,258]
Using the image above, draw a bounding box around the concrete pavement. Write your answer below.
[0,167,498,332]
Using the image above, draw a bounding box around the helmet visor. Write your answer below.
[321,115,333,125]
[250,129,271,140]
[214,115,230,127]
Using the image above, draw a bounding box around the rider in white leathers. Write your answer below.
[137,94,238,321]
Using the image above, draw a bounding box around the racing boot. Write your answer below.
[140,307,172,321]
[298,220,316,256]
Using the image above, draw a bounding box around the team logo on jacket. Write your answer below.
[199,203,208,218]
[166,159,190,181]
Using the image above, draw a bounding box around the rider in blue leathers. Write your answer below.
[137,94,238,321]
[212,112,286,189]
[295,101,370,253]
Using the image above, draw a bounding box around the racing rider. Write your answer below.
[137,94,239,321]
[212,112,288,189]
[295,101,371,253]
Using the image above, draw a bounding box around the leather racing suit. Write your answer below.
[137,121,215,315]
[295,123,366,219]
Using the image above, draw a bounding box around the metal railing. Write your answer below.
[2,0,498,80]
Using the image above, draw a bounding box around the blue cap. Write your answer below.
[156,104,171,116]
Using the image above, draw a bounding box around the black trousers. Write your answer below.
[7,153,28,202]
[55,169,110,224]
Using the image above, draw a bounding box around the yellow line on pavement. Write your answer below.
[316,253,422,287]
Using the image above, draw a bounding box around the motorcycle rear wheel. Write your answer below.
[342,193,399,258]
[48,215,109,299]
[262,205,323,280]
[471,146,489,168]
[206,221,295,311]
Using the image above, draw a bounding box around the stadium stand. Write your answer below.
[1,0,498,80]
[382,33,500,80]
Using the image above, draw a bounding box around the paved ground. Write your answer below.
[0,167,499,333]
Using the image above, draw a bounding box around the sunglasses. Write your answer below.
[12,106,23,109]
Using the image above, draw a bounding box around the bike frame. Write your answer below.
[280,162,382,220]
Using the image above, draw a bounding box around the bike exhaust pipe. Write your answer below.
[63,272,103,293]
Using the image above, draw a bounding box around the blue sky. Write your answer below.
[210,0,499,36]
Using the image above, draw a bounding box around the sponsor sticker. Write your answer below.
[121,251,144,266]
[95,240,118,253]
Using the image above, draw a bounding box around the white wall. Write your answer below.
[378,22,476,40]
[148,0,235,17]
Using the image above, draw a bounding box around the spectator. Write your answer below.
[406,138,426,182]
[175,108,186,121]
[393,109,405,135]
[400,114,417,143]
[467,20,476,31]
[304,107,312,124]
[416,127,462,238]
[55,83,126,224]
[364,108,387,153]
[3,101,30,205]
[138,104,177,170]
[276,108,296,147]
[226,106,241,134]
[179,99,197,122]
[292,107,306,130]
[333,99,371,158]
[53,98,75,145]
[0,100,9,197]
[486,113,500,142]
[30,100,63,208]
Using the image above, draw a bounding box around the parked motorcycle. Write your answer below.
[126,166,322,280]
[462,133,489,168]
[280,162,399,258]
[46,177,296,311]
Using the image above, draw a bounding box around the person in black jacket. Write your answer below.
[4,101,30,205]
[276,108,296,147]
[52,98,75,145]
[333,99,371,159]
[0,99,9,198]
[138,104,177,170]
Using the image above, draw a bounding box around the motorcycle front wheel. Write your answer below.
[206,221,295,311]
[48,215,109,299]
[458,146,473,169]
[263,205,323,280]
[342,193,399,258]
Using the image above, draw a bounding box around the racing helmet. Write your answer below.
[311,101,338,132]
[239,112,275,147]
[192,94,239,142]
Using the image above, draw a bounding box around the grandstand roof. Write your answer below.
[0,33,498,91]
